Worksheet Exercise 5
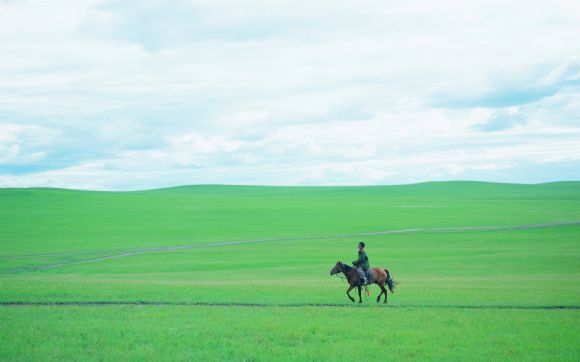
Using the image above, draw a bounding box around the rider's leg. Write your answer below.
[357,267,367,284]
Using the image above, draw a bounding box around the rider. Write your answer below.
[352,241,369,285]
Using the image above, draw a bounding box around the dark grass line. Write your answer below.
[1,301,579,310]
[3,221,580,274]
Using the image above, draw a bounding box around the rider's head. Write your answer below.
[358,241,365,250]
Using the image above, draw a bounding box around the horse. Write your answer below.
[330,261,396,304]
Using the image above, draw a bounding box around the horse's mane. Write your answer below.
[341,263,352,272]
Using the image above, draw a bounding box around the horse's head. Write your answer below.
[330,261,344,275]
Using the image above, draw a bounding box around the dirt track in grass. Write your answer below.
[4,220,580,274]
[1,300,579,310]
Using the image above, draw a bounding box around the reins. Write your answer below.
[333,267,371,297]
[333,267,355,284]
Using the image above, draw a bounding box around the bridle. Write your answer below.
[331,263,349,282]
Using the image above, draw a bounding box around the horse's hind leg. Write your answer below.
[357,285,362,303]
[376,283,384,303]
[377,283,387,303]
[380,284,389,304]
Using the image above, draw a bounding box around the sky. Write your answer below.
[0,0,579,190]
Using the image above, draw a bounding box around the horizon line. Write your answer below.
[1,180,579,193]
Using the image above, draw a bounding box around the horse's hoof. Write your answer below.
[358,301,362,304]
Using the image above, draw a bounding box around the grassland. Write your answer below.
[1,181,579,361]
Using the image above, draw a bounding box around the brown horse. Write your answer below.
[330,261,396,304]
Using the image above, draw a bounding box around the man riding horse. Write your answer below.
[330,241,397,303]
[352,241,369,285]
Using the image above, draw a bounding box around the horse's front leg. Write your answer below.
[346,285,355,303]
[357,285,362,303]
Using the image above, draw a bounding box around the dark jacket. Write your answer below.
[353,250,369,270]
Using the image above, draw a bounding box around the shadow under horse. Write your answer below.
[330,261,396,303]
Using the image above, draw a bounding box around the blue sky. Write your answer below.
[0,0,579,190]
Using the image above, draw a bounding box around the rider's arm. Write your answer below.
[353,252,364,266]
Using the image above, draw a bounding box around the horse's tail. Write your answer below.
[384,269,396,293]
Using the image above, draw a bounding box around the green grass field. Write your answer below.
[1,181,579,361]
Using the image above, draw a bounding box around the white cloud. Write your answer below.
[0,0,579,188]
[0,123,59,165]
